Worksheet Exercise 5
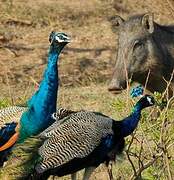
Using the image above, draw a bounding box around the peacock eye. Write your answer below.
[59,36,64,40]
[133,40,144,51]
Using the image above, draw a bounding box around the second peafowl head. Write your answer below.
[120,86,155,137]
[130,85,155,110]
[136,95,155,110]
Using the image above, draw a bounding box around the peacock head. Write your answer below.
[49,31,71,48]
[137,95,155,109]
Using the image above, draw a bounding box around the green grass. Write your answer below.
[0,98,11,108]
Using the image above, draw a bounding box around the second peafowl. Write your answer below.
[0,31,70,165]
[0,93,155,180]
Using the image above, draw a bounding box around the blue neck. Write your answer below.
[120,102,142,137]
[19,45,64,142]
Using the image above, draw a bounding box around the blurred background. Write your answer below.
[0,0,174,97]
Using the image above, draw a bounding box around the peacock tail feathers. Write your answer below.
[0,136,43,179]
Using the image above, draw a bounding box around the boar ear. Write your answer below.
[109,15,125,32]
[142,13,154,33]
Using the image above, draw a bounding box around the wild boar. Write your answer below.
[108,13,174,97]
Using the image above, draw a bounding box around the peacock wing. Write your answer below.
[0,106,27,127]
[36,113,113,173]
[39,108,78,138]
[40,111,113,139]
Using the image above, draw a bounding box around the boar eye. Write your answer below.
[133,40,143,51]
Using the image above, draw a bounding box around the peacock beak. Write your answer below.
[62,36,71,43]
[65,36,71,43]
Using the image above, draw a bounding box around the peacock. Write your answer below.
[0,31,71,165]
[0,93,155,180]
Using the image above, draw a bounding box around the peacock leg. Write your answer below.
[83,167,96,180]
[106,162,114,180]
[71,172,77,180]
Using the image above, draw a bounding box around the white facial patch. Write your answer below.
[147,96,153,105]
[55,34,71,43]
[55,36,64,43]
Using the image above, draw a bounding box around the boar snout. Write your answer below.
[108,79,127,94]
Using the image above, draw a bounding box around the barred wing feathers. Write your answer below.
[40,108,77,137]
[36,111,113,173]
[0,106,27,127]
